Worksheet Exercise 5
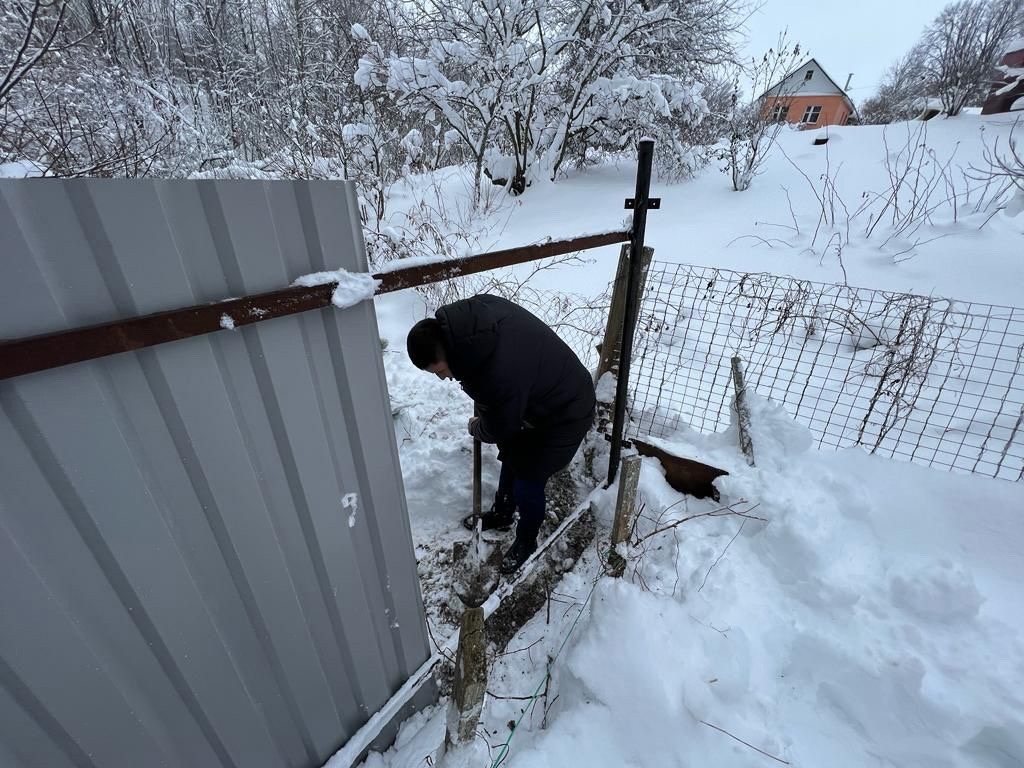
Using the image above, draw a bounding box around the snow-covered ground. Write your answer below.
[438,114,1024,306]
[356,114,1024,768]
[363,397,1024,768]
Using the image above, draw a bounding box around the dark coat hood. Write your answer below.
[436,296,498,380]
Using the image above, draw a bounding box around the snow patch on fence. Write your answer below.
[293,269,380,308]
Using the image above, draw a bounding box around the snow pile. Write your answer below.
[482,396,1024,768]
[292,268,380,309]
[359,709,446,768]
[361,390,1024,768]
[0,160,44,178]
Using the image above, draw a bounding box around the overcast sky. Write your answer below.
[741,0,950,102]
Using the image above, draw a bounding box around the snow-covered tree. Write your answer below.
[919,0,1024,116]
[382,0,736,194]
[383,0,539,200]
[860,47,929,125]
[535,0,718,183]
[2,0,740,201]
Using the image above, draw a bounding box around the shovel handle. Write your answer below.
[472,405,482,517]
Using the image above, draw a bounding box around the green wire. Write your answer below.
[489,573,602,767]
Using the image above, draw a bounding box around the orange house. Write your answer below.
[759,58,856,128]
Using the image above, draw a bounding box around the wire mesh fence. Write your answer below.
[520,288,611,373]
[629,262,1024,482]
[419,271,612,373]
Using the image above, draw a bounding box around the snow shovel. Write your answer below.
[461,406,485,531]
[461,407,514,533]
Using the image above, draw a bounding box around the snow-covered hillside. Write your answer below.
[462,114,1023,306]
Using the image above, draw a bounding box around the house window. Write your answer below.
[801,105,822,123]
[804,69,814,81]
[770,103,790,122]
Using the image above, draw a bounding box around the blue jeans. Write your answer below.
[496,463,546,543]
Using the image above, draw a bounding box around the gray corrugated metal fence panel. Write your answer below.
[0,179,431,768]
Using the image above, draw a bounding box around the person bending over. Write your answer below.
[406,294,596,573]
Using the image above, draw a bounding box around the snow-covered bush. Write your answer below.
[383,0,735,195]
[721,39,804,192]
[860,48,930,125]
[2,45,181,177]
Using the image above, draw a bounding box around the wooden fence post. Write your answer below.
[730,356,756,466]
[608,455,642,577]
[596,245,654,384]
[446,528,499,748]
[447,604,486,746]
[595,244,631,383]
[595,246,653,440]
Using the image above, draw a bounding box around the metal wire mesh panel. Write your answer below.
[520,288,611,372]
[418,275,611,372]
[629,262,1024,482]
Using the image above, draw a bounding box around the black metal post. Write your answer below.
[607,139,655,484]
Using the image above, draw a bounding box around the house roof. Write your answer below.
[759,57,855,111]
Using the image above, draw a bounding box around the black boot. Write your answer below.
[500,535,537,574]
[462,501,515,532]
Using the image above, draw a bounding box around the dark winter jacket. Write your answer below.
[436,294,596,446]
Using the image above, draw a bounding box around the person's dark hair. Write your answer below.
[406,318,445,369]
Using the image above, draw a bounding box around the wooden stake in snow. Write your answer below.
[731,356,756,466]
[608,455,642,577]
[447,604,486,746]
[447,525,498,747]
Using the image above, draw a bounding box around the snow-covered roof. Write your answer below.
[1006,36,1024,55]
[995,67,1024,95]
[1012,96,1024,111]
[759,57,854,110]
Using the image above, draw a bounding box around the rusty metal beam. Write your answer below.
[0,230,629,381]
[375,230,629,293]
